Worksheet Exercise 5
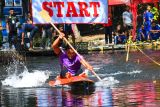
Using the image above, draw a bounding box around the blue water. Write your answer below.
[0,50,160,107]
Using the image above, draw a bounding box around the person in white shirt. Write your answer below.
[122,6,133,38]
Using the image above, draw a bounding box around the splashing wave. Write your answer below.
[2,70,50,88]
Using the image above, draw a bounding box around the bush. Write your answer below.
[150,7,159,21]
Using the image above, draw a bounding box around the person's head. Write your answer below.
[64,44,76,59]
[152,21,156,27]
[9,8,14,15]
[147,5,151,11]
[27,13,31,18]
[141,25,144,29]
[125,6,130,11]
[116,24,122,31]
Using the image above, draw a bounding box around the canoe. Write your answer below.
[48,75,94,87]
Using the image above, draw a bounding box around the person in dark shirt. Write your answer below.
[137,25,146,41]
[41,24,52,49]
[103,15,113,44]
[6,8,18,49]
[150,22,160,40]
[64,24,75,45]
[137,13,144,41]
[21,16,38,51]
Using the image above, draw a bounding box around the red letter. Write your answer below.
[90,2,100,17]
[78,2,90,17]
[42,2,53,17]
[66,2,78,17]
[54,2,64,17]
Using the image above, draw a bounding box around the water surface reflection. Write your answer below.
[0,50,160,107]
[1,80,160,107]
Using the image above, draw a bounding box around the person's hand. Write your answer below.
[59,32,65,39]
[66,72,72,78]
[87,65,93,71]
[79,72,88,78]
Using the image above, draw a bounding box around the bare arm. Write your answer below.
[141,32,145,38]
[6,22,9,32]
[150,30,160,33]
[52,33,65,55]
[21,32,24,45]
[0,23,2,30]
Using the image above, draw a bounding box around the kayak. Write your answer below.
[48,75,94,87]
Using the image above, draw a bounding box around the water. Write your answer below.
[0,50,160,107]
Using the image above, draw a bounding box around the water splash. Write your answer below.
[106,70,142,76]
[107,71,125,76]
[127,70,142,75]
[95,70,142,87]
[2,59,51,88]
[2,70,50,88]
[95,76,119,88]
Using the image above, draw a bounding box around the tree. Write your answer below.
[150,7,159,21]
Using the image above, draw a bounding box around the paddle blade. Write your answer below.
[39,10,52,22]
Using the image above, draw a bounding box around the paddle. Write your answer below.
[126,42,130,62]
[126,34,132,62]
[39,10,102,81]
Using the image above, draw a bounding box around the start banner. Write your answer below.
[32,0,108,24]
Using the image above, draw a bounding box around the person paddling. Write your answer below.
[52,33,93,78]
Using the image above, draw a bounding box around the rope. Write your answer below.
[132,41,160,66]
[126,35,132,62]
[127,38,160,66]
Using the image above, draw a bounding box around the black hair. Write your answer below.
[9,8,14,11]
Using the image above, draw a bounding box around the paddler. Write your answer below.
[52,32,93,78]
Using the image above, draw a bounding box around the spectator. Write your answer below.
[64,24,75,45]
[137,13,144,41]
[137,25,145,41]
[114,24,126,44]
[58,25,66,37]
[41,24,52,49]
[103,15,113,44]
[143,5,153,41]
[0,21,2,48]
[122,6,133,39]
[25,13,32,22]
[150,21,160,40]
[15,23,24,51]
[6,8,18,49]
[21,19,38,51]
[51,25,65,46]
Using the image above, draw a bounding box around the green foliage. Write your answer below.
[150,7,159,21]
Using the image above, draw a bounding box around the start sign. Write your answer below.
[32,0,108,24]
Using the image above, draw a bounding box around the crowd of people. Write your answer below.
[114,5,133,45]
[2,8,76,51]
[105,5,160,45]
[137,5,160,42]
[0,5,160,51]
[5,9,39,51]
